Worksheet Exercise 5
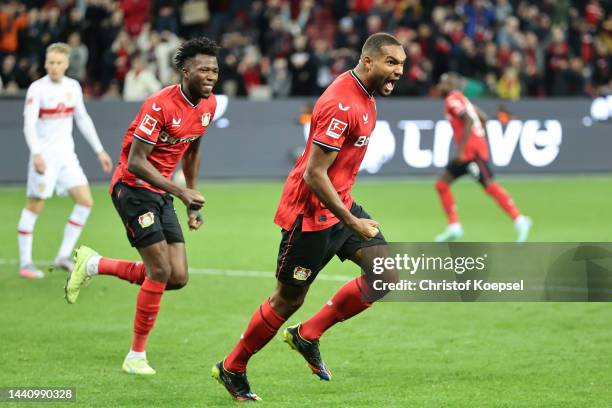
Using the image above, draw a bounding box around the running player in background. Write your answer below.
[212,33,405,402]
[18,42,113,279]
[64,37,218,376]
[434,72,532,242]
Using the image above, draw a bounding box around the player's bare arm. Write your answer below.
[127,138,204,210]
[304,144,379,241]
[457,112,474,161]
[181,137,204,230]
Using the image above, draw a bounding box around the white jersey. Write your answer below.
[23,75,103,156]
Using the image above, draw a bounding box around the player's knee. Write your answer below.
[147,262,172,282]
[270,291,304,316]
[77,197,94,208]
[25,199,45,214]
[167,272,189,290]
[363,267,398,302]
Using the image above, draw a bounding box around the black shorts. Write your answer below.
[276,202,387,286]
[446,156,494,186]
[111,182,184,248]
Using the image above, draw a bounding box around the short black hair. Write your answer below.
[174,37,219,69]
[361,32,402,56]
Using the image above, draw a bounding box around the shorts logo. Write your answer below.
[138,212,155,228]
[325,118,348,139]
[138,114,158,136]
[293,266,312,281]
[37,182,45,193]
[202,112,211,127]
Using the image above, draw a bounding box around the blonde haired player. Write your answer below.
[18,42,113,279]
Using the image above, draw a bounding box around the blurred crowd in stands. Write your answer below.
[0,0,610,100]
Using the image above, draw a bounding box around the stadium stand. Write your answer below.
[0,0,610,99]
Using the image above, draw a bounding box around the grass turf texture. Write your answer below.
[0,177,610,407]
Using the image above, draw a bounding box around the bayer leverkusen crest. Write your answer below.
[138,212,155,228]
[293,266,312,281]
[201,112,211,127]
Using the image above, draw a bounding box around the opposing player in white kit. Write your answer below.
[17,43,113,279]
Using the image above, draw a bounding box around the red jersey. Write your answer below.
[110,85,217,194]
[274,71,377,232]
[444,90,489,161]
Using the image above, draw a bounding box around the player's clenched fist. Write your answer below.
[179,188,205,210]
[348,218,380,241]
[187,209,204,231]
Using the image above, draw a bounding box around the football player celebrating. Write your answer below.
[212,33,405,401]
[64,37,219,375]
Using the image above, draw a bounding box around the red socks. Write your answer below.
[223,278,375,371]
[436,180,520,222]
[435,180,458,224]
[224,299,286,373]
[300,277,372,342]
[99,257,147,285]
[485,183,520,220]
[131,277,166,352]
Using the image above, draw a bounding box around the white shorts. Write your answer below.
[26,151,88,199]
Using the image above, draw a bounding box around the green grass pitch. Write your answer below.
[0,177,611,407]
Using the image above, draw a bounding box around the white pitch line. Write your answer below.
[0,258,354,282]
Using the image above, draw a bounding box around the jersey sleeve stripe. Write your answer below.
[313,139,341,152]
[134,134,156,145]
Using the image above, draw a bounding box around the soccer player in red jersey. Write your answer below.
[64,37,219,375]
[434,72,532,242]
[212,33,406,401]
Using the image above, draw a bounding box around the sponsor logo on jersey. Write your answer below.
[293,266,312,281]
[325,118,348,139]
[138,114,158,135]
[138,212,155,228]
[201,112,211,127]
[159,131,200,145]
[354,135,370,147]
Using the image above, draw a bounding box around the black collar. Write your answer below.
[179,84,198,107]
[350,70,374,98]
